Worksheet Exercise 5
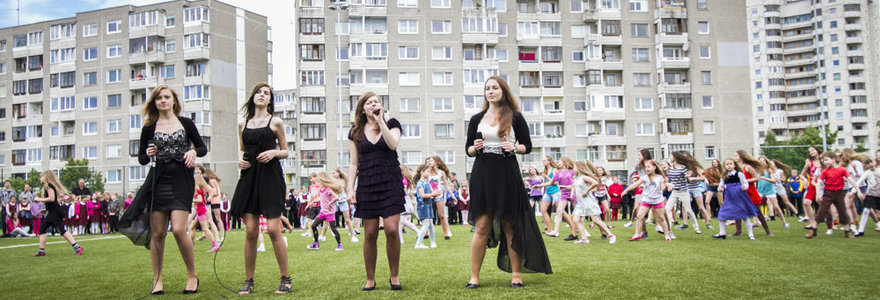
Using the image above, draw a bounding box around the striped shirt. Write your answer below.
[668,166,689,191]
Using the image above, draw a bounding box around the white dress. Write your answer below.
[573,175,602,217]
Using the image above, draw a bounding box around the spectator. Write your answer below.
[608,177,624,221]
[1,180,16,236]
[108,193,122,233]
[71,179,91,197]
[123,192,134,211]
[31,200,44,235]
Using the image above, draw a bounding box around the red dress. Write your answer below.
[803,160,819,201]
[744,171,762,206]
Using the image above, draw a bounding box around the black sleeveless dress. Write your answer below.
[230,117,286,219]
[348,118,405,219]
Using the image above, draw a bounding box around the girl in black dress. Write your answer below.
[120,85,207,295]
[465,76,552,289]
[230,83,292,295]
[346,92,406,291]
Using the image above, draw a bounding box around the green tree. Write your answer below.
[60,158,104,193]
[760,125,838,172]
[8,169,41,192]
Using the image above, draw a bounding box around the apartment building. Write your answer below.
[0,0,270,194]
[747,0,877,151]
[294,0,753,182]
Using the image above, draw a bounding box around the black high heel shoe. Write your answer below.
[183,278,199,294]
[389,278,402,291]
[362,280,376,291]
[150,290,164,295]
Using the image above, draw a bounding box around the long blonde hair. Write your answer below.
[316,172,344,194]
[40,171,69,195]
[543,156,559,175]
[194,175,214,195]
[559,157,575,170]
[143,85,182,126]
[575,161,600,183]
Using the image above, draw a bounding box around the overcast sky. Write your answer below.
[0,0,296,90]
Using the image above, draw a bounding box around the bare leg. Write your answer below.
[693,195,711,225]
[383,215,401,285]
[435,201,451,237]
[804,199,816,227]
[362,218,380,289]
[633,206,649,237]
[704,191,716,219]
[468,213,493,285]
[767,196,787,225]
[169,211,198,290]
[500,220,523,284]
[778,192,798,216]
[846,193,858,228]
[213,208,226,241]
[242,214,260,280]
[343,210,356,236]
[539,201,552,233]
[266,217,289,277]
[197,218,216,244]
[590,215,613,236]
[149,211,170,293]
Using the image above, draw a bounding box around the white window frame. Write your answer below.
[398,72,420,86]
[82,122,98,136]
[107,45,122,58]
[82,23,98,37]
[434,124,455,139]
[702,96,713,109]
[106,145,122,159]
[636,122,655,136]
[698,21,710,34]
[432,46,452,60]
[433,98,454,112]
[432,72,453,86]
[107,20,122,34]
[401,124,421,138]
[398,20,418,34]
[703,121,715,135]
[398,46,419,60]
[434,150,455,164]
[431,20,452,34]
[399,98,420,112]
[634,97,653,111]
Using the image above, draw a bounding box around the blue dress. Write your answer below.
[717,171,759,221]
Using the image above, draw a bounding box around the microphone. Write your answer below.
[475,132,483,154]
[147,140,156,167]
[373,108,381,116]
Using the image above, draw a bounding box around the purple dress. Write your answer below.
[349,119,406,219]
[717,171,759,221]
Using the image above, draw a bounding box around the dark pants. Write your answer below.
[312,218,340,244]
[109,215,119,232]
[231,215,242,230]
[447,203,459,225]
[621,195,633,221]
[817,189,850,230]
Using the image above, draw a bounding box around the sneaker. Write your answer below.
[784,223,791,229]
[668,232,677,239]
[854,232,864,237]
[355,229,361,235]
[678,224,689,230]
[301,232,311,237]
[628,235,642,242]
[623,222,633,228]
[694,229,702,234]
[257,244,266,252]
[826,229,834,235]
[546,231,559,237]
[75,246,83,256]
[749,236,756,241]
[430,242,437,248]
[563,234,578,241]
[319,235,327,242]
[706,224,714,230]
[414,244,428,249]
[574,238,590,244]
[799,217,809,223]
[665,236,672,242]
[33,251,45,257]
[712,234,726,239]
[850,224,858,232]
[608,235,617,244]
[307,242,319,250]
[351,236,359,243]
[208,244,221,253]
[336,244,344,251]
[641,232,649,239]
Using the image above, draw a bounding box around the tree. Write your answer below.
[60,158,104,193]
[760,125,838,172]
[9,169,41,192]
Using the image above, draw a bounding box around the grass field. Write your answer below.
[1,218,878,299]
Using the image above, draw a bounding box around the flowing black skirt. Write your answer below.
[469,153,552,274]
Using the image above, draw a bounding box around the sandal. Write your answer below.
[239,279,255,295]
[275,276,292,294]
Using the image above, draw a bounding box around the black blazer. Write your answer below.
[465,111,532,157]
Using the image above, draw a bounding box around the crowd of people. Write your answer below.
[12,78,880,295]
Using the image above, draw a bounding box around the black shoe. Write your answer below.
[363,281,376,291]
[401,229,407,234]
[854,232,864,237]
[183,279,199,294]
[712,234,726,240]
[276,276,292,294]
[563,234,578,241]
[465,283,479,289]
[511,282,524,288]
[470,227,475,233]
[678,224,689,230]
[151,290,164,295]
[641,232,649,239]
[389,278,402,291]
[444,236,450,240]
[239,279,254,295]
[601,234,607,240]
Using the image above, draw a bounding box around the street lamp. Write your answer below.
[329,0,349,169]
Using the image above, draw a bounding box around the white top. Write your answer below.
[640,175,665,205]
[477,122,503,147]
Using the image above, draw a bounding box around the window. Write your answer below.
[108,94,122,108]
[629,0,647,12]
[607,145,626,161]
[83,97,98,110]
[13,80,27,95]
[634,98,652,111]
[160,65,175,78]
[83,24,98,37]
[399,98,420,112]
[601,20,621,36]
[540,22,561,36]
[183,85,210,100]
[431,0,451,8]
[299,18,325,35]
[50,23,74,40]
[13,34,28,48]
[107,45,122,58]
[636,123,654,136]
[301,124,326,141]
[165,15,175,27]
[633,73,651,86]
[464,69,485,84]
[130,114,142,129]
[431,20,452,34]
[632,48,649,62]
[82,122,98,135]
[698,21,710,34]
[184,33,209,48]
[631,23,649,37]
[165,40,176,53]
[434,150,455,164]
[0,40,4,51]
[703,121,715,134]
[107,69,121,83]
[26,148,42,163]
[28,78,42,94]
[189,111,211,125]
[574,100,587,112]
[401,151,422,165]
[107,20,122,33]
[701,71,711,84]
[300,71,324,86]
[573,74,586,87]
[433,72,453,85]
[434,124,454,139]
[80,146,97,160]
[433,98,453,112]
[605,95,624,109]
[398,20,418,34]
[464,95,484,110]
[186,62,206,77]
[699,46,710,59]
[399,72,420,86]
[528,122,543,136]
[401,124,421,138]
[300,44,324,61]
[432,46,452,60]
[51,96,76,112]
[81,48,98,61]
[702,96,713,109]
[572,50,584,62]
[184,6,209,23]
[301,97,325,114]
[398,46,419,59]
[697,0,708,10]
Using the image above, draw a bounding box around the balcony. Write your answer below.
[847,62,865,70]
[788,120,815,129]
[349,4,387,16]
[659,107,692,120]
[183,74,210,86]
[844,23,863,31]
[349,56,388,69]
[184,47,210,60]
[298,33,325,44]
[783,57,816,67]
[464,58,499,70]
[129,24,165,39]
[852,129,869,137]
[349,33,388,44]
[349,82,389,96]
[782,32,813,43]
[586,109,625,120]
[654,7,687,20]
[845,36,863,44]
[129,76,163,90]
[661,132,694,145]
[660,57,690,69]
[598,34,623,45]
[844,10,862,18]
[851,116,869,124]
[299,7,325,18]
[588,135,626,145]
[786,108,819,117]
[785,95,818,105]
[585,58,623,70]
[783,44,814,55]
[782,20,812,30]
[655,32,688,45]
[129,51,165,64]
[657,82,691,94]
[183,21,210,35]
[462,32,499,45]
[784,70,817,80]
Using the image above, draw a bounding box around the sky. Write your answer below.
[0,0,296,90]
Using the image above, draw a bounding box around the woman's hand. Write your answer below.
[718,186,724,193]
[146,146,157,158]
[473,138,484,153]
[238,159,251,170]
[183,149,197,168]
[501,136,515,153]
[257,150,276,163]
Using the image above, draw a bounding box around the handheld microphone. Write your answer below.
[147,140,156,167]
[373,108,381,116]
[475,132,483,154]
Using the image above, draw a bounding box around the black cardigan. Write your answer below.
[138,116,207,165]
[465,111,532,157]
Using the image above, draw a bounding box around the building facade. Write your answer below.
[0,0,270,194]
[747,0,877,151]
[293,0,753,181]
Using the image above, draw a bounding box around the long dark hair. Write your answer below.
[480,76,520,138]
[637,148,653,171]
[143,85,182,126]
[350,92,378,144]
[736,149,766,173]
[241,83,275,121]
[671,151,702,173]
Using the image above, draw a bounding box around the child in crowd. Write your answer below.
[189,175,220,252]
[806,152,863,239]
[714,159,760,240]
[414,164,440,249]
[608,177,624,221]
[571,161,616,244]
[622,160,672,242]
[855,159,880,236]
[307,172,344,251]
[33,171,83,256]
[86,194,102,235]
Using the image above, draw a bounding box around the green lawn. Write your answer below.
[1,218,878,299]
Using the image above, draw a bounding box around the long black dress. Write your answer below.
[465,111,552,274]
[349,118,405,219]
[230,117,286,219]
